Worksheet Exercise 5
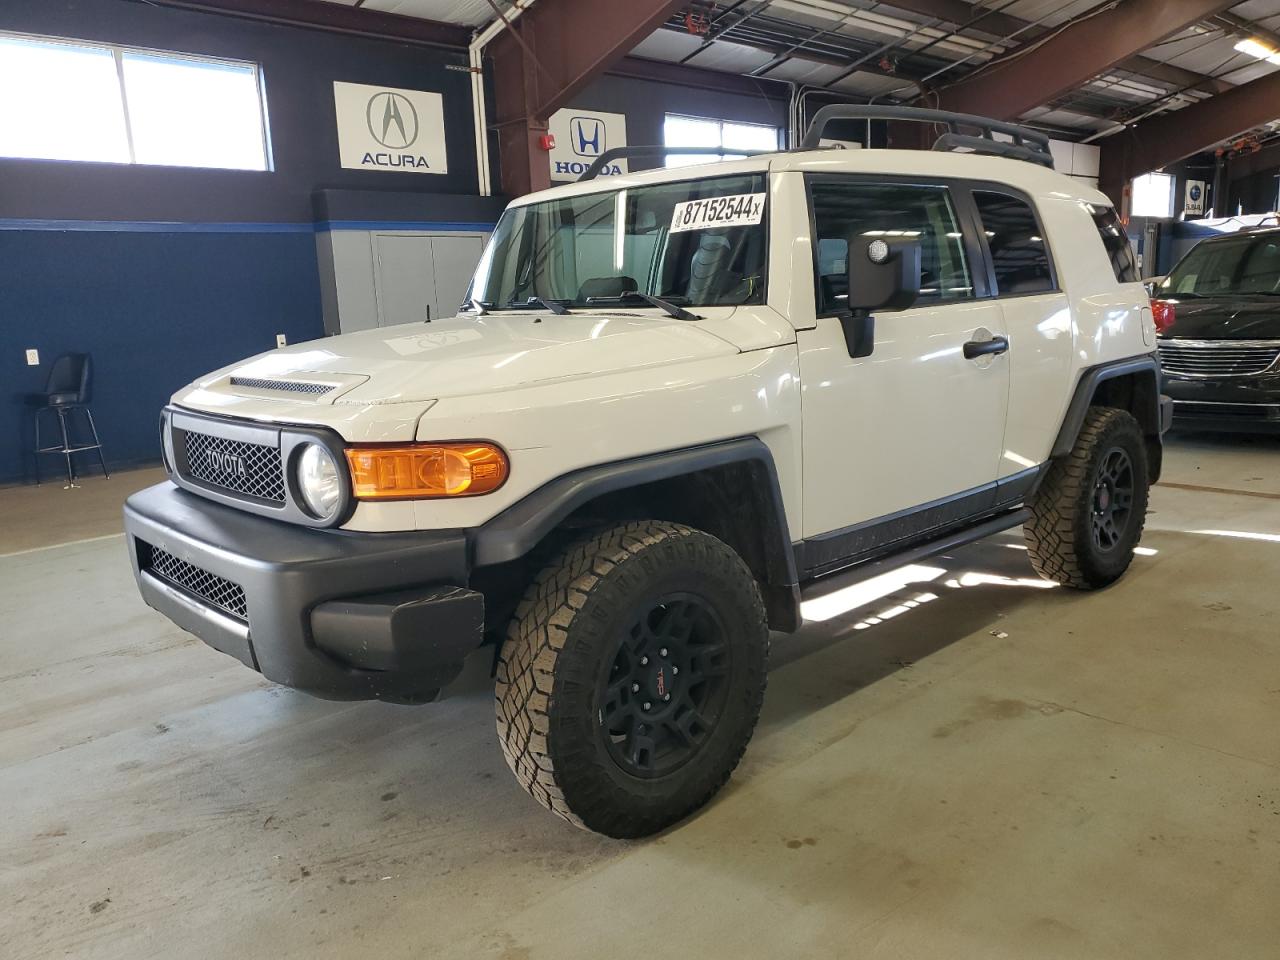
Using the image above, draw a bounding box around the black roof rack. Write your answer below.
[578,145,772,181]
[1243,214,1280,232]
[800,104,1054,168]
[572,108,1052,184]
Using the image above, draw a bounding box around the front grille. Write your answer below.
[1174,401,1280,420]
[229,376,335,397]
[143,543,248,622]
[1159,340,1280,377]
[181,430,286,503]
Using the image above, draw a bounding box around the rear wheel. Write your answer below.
[1024,407,1149,589]
[495,520,768,838]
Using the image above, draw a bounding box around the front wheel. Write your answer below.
[495,520,768,838]
[1024,407,1150,589]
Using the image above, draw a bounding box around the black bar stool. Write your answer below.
[25,353,110,488]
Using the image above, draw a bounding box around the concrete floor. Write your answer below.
[2,435,1279,960]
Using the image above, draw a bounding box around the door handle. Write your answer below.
[963,335,1008,360]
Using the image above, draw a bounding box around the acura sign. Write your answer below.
[334,81,448,175]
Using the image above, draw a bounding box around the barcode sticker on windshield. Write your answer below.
[669,193,766,233]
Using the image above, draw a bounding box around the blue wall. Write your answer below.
[0,2,799,485]
[0,0,493,485]
[2,226,323,483]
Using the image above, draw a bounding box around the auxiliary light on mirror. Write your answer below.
[839,234,922,359]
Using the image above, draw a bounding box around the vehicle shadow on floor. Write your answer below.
[434,530,1091,737]
[756,533,1089,731]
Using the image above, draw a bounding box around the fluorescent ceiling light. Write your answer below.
[1233,37,1280,65]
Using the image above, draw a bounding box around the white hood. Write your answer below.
[190,312,742,406]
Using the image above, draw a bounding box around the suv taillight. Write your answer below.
[1151,299,1175,334]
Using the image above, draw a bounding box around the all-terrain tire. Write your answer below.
[495,520,769,838]
[1024,406,1149,589]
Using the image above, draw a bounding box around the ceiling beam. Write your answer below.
[925,0,1237,120]
[143,0,470,49]
[1097,67,1280,206]
[488,0,685,196]
[882,0,1233,97]
[646,19,1123,128]
[1213,11,1280,52]
[610,55,789,100]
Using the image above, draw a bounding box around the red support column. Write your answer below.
[486,0,685,197]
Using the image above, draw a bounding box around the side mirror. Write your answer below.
[1144,275,1166,298]
[839,236,921,358]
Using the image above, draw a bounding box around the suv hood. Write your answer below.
[1161,296,1280,340]
[192,313,741,405]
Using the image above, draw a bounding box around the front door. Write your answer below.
[796,178,1010,570]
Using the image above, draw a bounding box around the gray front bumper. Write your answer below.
[125,482,484,703]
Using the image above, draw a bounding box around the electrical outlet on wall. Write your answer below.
[25,349,39,366]
[276,334,287,348]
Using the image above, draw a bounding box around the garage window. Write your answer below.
[1131,172,1174,219]
[0,32,271,171]
[664,114,779,167]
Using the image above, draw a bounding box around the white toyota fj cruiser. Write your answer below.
[125,107,1172,837]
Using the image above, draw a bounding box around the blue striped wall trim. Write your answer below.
[318,220,496,233]
[0,218,314,233]
[0,218,497,234]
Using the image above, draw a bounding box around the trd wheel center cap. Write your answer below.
[648,663,673,701]
[1097,485,1111,511]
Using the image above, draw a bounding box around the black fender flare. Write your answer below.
[470,437,800,626]
[1051,354,1162,459]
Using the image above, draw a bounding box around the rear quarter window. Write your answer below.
[972,191,1054,295]
[1088,203,1139,283]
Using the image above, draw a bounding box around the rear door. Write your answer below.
[969,189,1074,482]
[796,177,1010,571]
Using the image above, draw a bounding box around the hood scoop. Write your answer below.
[228,376,338,398]
[204,368,372,405]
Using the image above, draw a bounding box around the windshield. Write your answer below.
[469,173,767,309]
[1161,233,1280,297]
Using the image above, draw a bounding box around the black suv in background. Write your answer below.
[1155,226,1280,431]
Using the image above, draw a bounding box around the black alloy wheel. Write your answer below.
[1090,446,1135,551]
[599,594,732,779]
[495,520,769,838]
[1024,406,1149,589]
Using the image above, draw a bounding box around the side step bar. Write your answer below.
[799,508,1030,604]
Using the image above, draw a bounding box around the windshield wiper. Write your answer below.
[501,296,571,315]
[584,291,703,322]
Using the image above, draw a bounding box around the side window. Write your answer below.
[973,191,1054,295]
[810,180,974,313]
[1088,203,1139,283]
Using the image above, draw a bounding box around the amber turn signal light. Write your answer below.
[345,443,509,500]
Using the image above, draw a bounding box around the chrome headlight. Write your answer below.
[296,443,342,520]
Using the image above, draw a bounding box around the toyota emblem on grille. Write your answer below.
[207,449,249,478]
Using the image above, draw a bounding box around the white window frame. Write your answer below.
[663,113,781,166]
[0,29,273,171]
